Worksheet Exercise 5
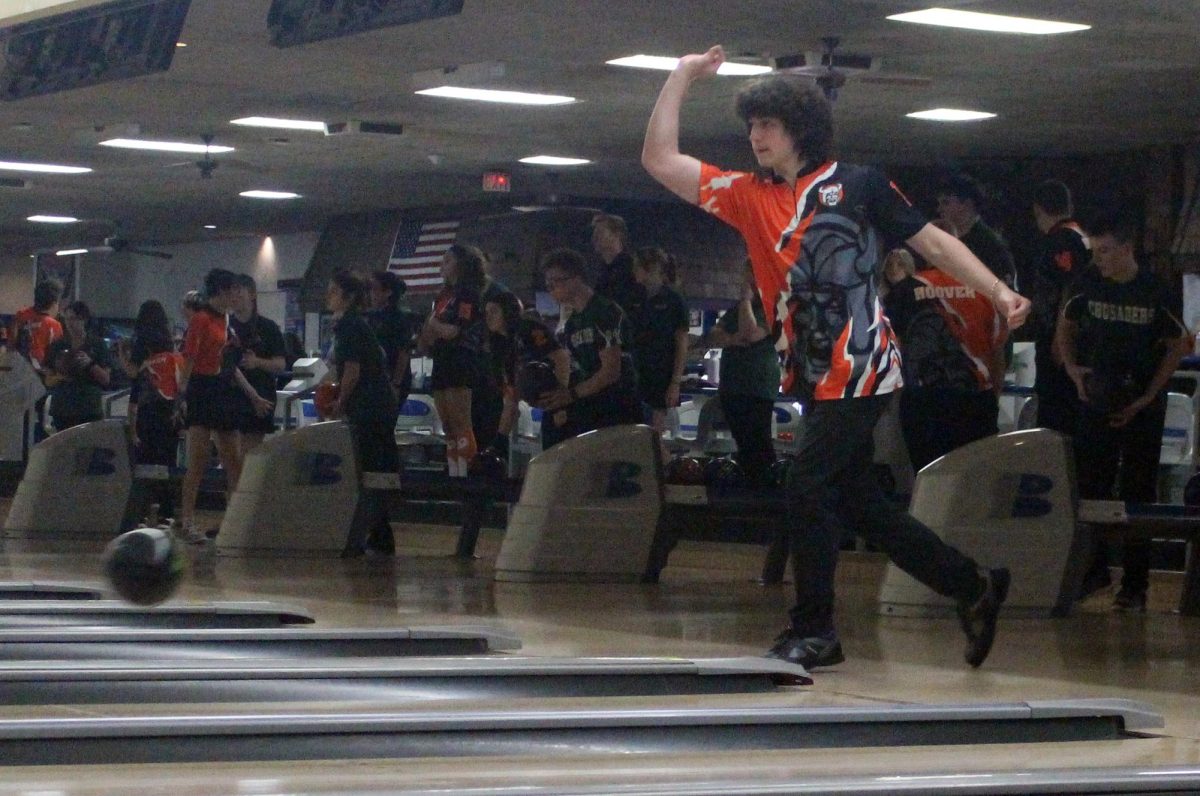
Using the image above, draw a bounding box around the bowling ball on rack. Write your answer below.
[314,381,340,419]
[770,456,796,491]
[1184,472,1200,507]
[103,527,184,606]
[468,448,507,481]
[709,456,747,493]
[517,360,560,405]
[664,455,705,485]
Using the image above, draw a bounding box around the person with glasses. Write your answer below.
[537,248,641,446]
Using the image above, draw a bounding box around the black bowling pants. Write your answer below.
[719,392,776,486]
[899,387,999,473]
[1074,394,1167,592]
[786,393,981,637]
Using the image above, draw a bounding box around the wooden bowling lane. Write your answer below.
[0,739,1198,795]
[2,502,1200,791]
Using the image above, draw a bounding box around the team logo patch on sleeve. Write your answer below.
[818,183,843,207]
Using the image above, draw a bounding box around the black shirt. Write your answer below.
[562,293,637,396]
[1031,220,1090,355]
[367,306,412,390]
[228,314,286,401]
[960,218,1017,290]
[595,250,645,320]
[1063,267,1187,393]
[627,285,689,386]
[331,310,396,421]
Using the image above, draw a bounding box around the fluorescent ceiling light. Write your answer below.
[606,54,772,76]
[240,190,301,199]
[55,248,88,256]
[203,224,217,229]
[887,8,1090,35]
[907,108,997,121]
[175,41,187,47]
[415,86,575,105]
[230,116,327,132]
[0,160,91,174]
[99,138,235,154]
[519,155,590,166]
[27,215,78,223]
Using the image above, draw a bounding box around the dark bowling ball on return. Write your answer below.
[770,456,796,491]
[665,455,706,485]
[103,527,185,606]
[1185,472,1200,507]
[517,360,559,405]
[711,456,747,492]
[703,455,732,486]
[469,448,507,480]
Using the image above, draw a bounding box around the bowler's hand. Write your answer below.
[677,45,725,81]
[994,286,1032,330]
[1064,362,1092,402]
[1109,395,1151,428]
[538,386,573,411]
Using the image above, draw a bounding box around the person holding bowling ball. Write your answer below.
[45,301,111,432]
[1058,207,1191,611]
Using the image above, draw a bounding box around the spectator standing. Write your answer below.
[45,301,111,431]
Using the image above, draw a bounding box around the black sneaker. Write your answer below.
[1113,588,1147,613]
[957,567,1010,668]
[765,629,845,668]
[1078,565,1113,600]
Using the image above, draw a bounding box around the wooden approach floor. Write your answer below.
[0,498,1198,794]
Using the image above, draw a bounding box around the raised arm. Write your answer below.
[641,45,725,204]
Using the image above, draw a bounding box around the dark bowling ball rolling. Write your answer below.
[103,527,185,606]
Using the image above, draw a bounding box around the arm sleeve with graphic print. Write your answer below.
[697,163,755,232]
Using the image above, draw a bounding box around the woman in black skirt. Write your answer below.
[120,300,184,521]
[178,269,270,543]
[416,244,488,478]
[324,269,399,556]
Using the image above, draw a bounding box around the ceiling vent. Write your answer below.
[323,120,404,137]
[0,176,30,189]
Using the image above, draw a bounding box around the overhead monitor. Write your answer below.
[267,0,464,48]
[0,0,191,101]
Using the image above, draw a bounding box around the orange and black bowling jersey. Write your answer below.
[699,161,926,401]
[884,269,1005,391]
[10,307,63,366]
[141,351,184,400]
[182,308,228,376]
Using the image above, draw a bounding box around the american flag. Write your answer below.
[387,219,460,291]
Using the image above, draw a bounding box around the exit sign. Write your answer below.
[482,171,511,192]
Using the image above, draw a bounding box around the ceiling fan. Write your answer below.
[767,36,932,101]
[165,133,265,179]
[49,219,173,260]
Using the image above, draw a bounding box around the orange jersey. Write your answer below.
[141,351,184,401]
[699,161,926,401]
[886,270,1005,391]
[182,309,227,376]
[10,307,63,365]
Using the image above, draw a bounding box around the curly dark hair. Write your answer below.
[735,75,834,164]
